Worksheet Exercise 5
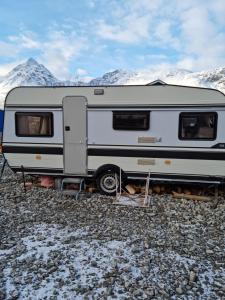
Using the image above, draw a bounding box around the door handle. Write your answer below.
[65,126,70,131]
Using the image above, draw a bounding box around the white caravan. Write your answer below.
[2,84,225,194]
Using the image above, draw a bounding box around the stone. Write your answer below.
[10,290,20,299]
[189,271,197,283]
[0,163,225,299]
[133,289,143,297]
[176,286,183,294]
[91,261,98,267]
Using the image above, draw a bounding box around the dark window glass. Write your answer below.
[15,112,53,137]
[113,111,150,130]
[179,112,217,140]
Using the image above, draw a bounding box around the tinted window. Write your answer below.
[15,112,53,137]
[113,111,150,130]
[179,112,217,140]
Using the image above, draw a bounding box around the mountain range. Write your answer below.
[0,58,225,108]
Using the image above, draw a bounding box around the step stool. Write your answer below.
[61,178,85,200]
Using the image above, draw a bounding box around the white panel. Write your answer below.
[88,110,225,147]
[5,153,63,169]
[88,156,225,176]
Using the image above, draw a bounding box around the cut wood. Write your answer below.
[125,184,136,195]
[87,187,97,193]
[133,185,141,193]
[172,191,211,201]
[153,185,161,194]
[183,189,192,195]
[160,185,166,193]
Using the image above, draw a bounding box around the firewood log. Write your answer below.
[125,184,136,195]
[172,191,211,201]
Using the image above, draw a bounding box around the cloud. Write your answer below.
[97,14,150,43]
[209,0,225,25]
[2,30,89,79]
[0,40,20,57]
[76,68,88,76]
[1,0,225,77]
[96,0,162,43]
[153,21,180,50]
[9,32,40,49]
[177,3,225,70]
[40,30,88,79]
[95,0,225,70]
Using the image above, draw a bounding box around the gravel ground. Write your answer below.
[0,165,225,299]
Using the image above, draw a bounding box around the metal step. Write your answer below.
[61,177,85,200]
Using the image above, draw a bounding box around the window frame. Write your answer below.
[178,112,217,141]
[15,112,54,137]
[112,110,150,131]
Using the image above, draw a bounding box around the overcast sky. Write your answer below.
[0,0,225,80]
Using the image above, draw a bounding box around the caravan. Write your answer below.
[2,83,225,194]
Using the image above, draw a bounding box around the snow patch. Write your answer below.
[1,223,224,299]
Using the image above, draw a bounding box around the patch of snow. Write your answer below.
[1,223,224,299]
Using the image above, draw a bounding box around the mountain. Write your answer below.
[3,58,59,86]
[89,69,137,85]
[88,66,225,94]
[0,58,225,108]
[0,58,60,107]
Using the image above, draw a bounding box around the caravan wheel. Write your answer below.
[96,170,120,196]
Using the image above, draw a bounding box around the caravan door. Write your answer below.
[63,96,87,175]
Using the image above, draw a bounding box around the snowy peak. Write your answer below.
[0,58,61,107]
[26,57,39,65]
[3,58,59,87]
[196,67,225,83]
[89,69,137,85]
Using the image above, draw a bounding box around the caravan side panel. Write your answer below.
[3,108,64,172]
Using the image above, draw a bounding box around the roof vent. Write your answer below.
[146,79,166,86]
[94,89,104,95]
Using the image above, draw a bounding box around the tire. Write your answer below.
[96,170,120,196]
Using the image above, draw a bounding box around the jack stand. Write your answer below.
[115,168,151,208]
[21,165,26,193]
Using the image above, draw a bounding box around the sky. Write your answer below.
[0,0,225,81]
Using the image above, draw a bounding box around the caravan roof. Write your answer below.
[5,84,225,107]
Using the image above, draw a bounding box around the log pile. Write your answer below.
[20,176,221,202]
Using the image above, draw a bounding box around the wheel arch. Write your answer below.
[93,164,127,181]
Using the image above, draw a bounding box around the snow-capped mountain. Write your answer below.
[0,58,61,107]
[89,69,137,86]
[0,57,225,108]
[2,58,59,86]
[88,66,225,94]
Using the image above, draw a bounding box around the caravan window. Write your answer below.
[15,112,53,137]
[179,112,217,140]
[113,111,150,130]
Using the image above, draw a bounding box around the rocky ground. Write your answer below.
[0,164,225,299]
